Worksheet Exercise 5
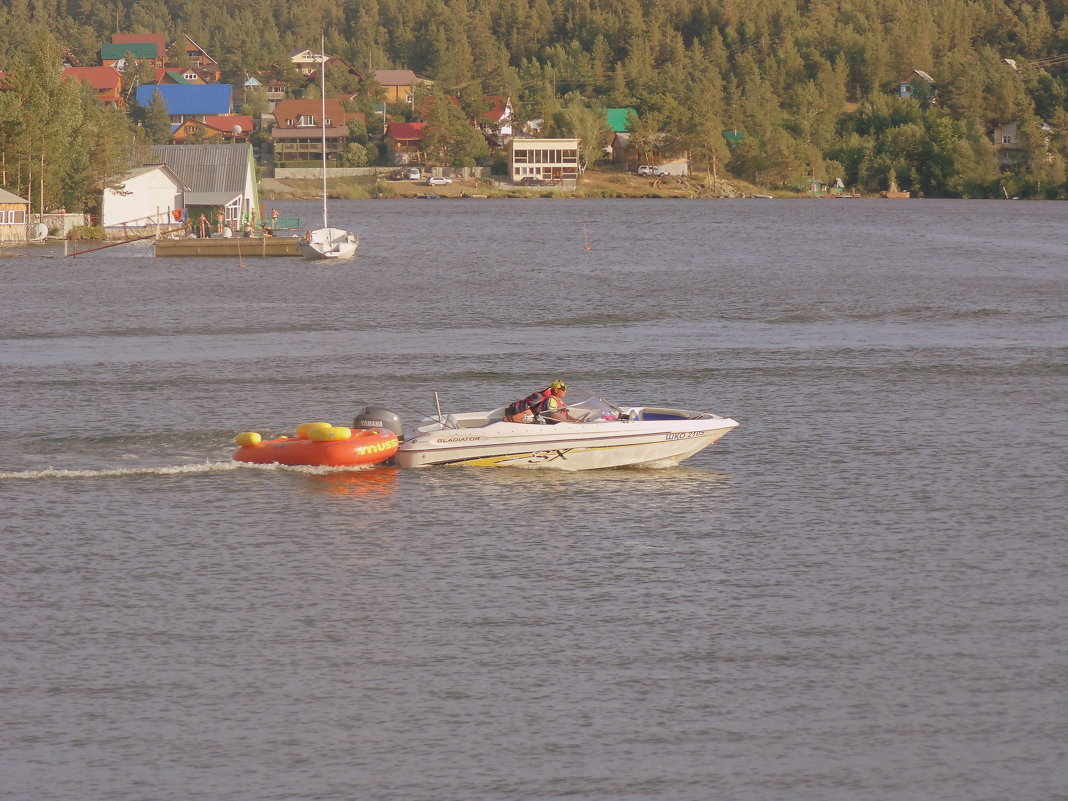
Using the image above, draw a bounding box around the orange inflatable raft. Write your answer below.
[233,421,399,467]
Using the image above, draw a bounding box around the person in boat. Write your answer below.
[505,380,580,423]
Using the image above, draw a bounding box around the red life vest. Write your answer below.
[506,387,553,418]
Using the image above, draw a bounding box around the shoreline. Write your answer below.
[258,171,821,201]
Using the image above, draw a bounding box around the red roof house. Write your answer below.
[62,66,124,107]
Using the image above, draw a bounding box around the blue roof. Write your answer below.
[135,84,233,115]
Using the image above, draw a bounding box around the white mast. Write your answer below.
[319,32,328,231]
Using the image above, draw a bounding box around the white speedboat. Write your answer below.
[382,392,738,470]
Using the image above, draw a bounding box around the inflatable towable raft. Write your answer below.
[233,421,399,467]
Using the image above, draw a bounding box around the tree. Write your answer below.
[561,96,612,170]
[143,90,173,144]
[422,91,488,166]
[0,29,138,213]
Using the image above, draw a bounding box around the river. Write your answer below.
[1,197,1064,800]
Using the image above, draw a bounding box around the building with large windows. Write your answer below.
[508,138,580,184]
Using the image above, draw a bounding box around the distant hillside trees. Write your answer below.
[0,0,1066,199]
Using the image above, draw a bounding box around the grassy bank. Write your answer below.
[259,168,804,201]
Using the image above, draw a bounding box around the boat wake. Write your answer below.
[0,460,376,480]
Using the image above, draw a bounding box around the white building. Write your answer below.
[508,138,580,184]
[101,164,187,229]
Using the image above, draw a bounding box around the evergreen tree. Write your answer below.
[143,90,174,144]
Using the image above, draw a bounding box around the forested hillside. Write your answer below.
[2,0,1067,209]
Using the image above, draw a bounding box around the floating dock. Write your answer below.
[154,236,302,257]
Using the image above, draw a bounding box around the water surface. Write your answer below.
[2,198,1065,800]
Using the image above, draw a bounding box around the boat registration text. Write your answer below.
[665,431,706,440]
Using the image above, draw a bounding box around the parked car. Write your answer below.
[519,176,548,186]
[427,176,452,186]
[637,165,669,177]
[406,167,421,180]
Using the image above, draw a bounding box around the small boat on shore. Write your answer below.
[233,421,398,467]
[881,177,910,199]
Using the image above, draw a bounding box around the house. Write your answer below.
[0,187,30,243]
[605,107,636,162]
[722,130,746,147]
[899,69,937,100]
[289,48,328,77]
[508,137,580,183]
[271,98,351,165]
[112,33,166,59]
[386,121,427,164]
[166,36,222,82]
[149,144,260,228]
[154,68,200,86]
[62,66,124,107]
[605,108,635,134]
[100,41,164,70]
[375,69,420,105]
[134,84,233,123]
[171,115,253,144]
[253,68,289,106]
[991,120,1055,168]
[155,69,195,85]
[480,96,513,138]
[100,163,187,229]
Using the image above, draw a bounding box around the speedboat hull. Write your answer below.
[393,401,738,471]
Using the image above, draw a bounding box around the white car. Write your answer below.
[637,165,669,177]
[427,176,452,186]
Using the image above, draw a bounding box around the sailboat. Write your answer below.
[299,34,358,261]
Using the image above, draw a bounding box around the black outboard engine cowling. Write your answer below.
[353,405,404,440]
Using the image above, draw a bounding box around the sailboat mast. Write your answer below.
[320,33,329,231]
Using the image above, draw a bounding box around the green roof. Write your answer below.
[605,107,636,133]
[722,130,746,144]
[100,42,159,59]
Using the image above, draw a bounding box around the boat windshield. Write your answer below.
[563,391,629,422]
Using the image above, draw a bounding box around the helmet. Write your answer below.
[550,379,567,391]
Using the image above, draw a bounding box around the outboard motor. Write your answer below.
[353,405,404,440]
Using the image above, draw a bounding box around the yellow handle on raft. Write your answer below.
[306,425,352,442]
[235,431,262,447]
[295,421,333,438]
